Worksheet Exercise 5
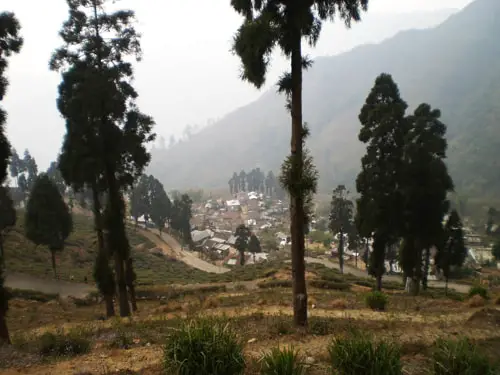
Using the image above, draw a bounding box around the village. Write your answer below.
[163,189,498,281]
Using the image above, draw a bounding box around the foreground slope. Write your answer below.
[150,0,500,196]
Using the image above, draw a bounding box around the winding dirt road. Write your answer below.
[5,273,93,298]
[138,227,230,274]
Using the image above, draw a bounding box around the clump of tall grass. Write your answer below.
[163,318,245,375]
[365,291,388,311]
[432,337,496,375]
[259,346,306,375]
[328,333,401,375]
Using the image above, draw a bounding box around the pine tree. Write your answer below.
[356,73,407,291]
[0,11,22,344]
[329,185,354,274]
[235,224,251,266]
[147,176,171,235]
[231,0,368,326]
[25,174,73,278]
[435,210,467,294]
[0,187,16,263]
[401,103,453,294]
[248,234,262,263]
[50,0,155,317]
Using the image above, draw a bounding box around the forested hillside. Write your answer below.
[149,0,500,197]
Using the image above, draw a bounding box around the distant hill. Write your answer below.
[149,0,500,197]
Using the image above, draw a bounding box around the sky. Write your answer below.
[2,0,474,171]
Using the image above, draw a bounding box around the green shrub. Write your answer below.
[163,318,245,375]
[309,280,350,291]
[260,346,306,375]
[365,291,388,311]
[432,337,497,375]
[37,332,91,357]
[328,334,402,375]
[468,285,489,300]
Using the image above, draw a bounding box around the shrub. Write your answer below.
[365,291,388,311]
[328,334,402,375]
[260,346,306,375]
[468,294,486,308]
[468,285,489,300]
[37,332,91,357]
[432,337,496,375]
[163,318,245,375]
[309,280,350,291]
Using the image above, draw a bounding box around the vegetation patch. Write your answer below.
[259,346,306,375]
[163,318,245,375]
[7,288,59,303]
[432,337,497,375]
[365,291,388,311]
[328,333,402,375]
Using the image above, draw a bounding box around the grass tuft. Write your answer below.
[163,317,245,375]
[432,337,497,375]
[328,333,402,375]
[259,346,306,375]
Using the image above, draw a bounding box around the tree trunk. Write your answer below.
[51,250,57,279]
[106,171,130,317]
[376,275,382,291]
[0,235,4,265]
[0,311,10,345]
[339,230,344,274]
[105,295,115,317]
[125,257,137,312]
[412,239,423,296]
[92,184,115,318]
[422,248,430,291]
[129,284,138,312]
[239,249,245,266]
[445,277,449,296]
[290,22,307,327]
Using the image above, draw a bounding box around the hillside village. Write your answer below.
[130,187,498,282]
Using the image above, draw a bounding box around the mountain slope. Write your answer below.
[149,0,500,196]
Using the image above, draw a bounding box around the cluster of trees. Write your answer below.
[130,175,193,245]
[354,73,466,294]
[47,0,156,320]
[228,169,285,198]
[234,224,261,265]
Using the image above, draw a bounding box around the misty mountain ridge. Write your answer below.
[149,0,500,197]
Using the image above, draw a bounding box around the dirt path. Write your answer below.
[5,273,93,298]
[304,257,471,294]
[137,227,230,274]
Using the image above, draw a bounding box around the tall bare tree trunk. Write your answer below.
[125,257,137,312]
[422,248,430,291]
[290,23,307,327]
[91,185,115,318]
[105,167,130,317]
[339,230,344,274]
[51,250,57,279]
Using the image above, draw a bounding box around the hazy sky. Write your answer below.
[2,0,474,171]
